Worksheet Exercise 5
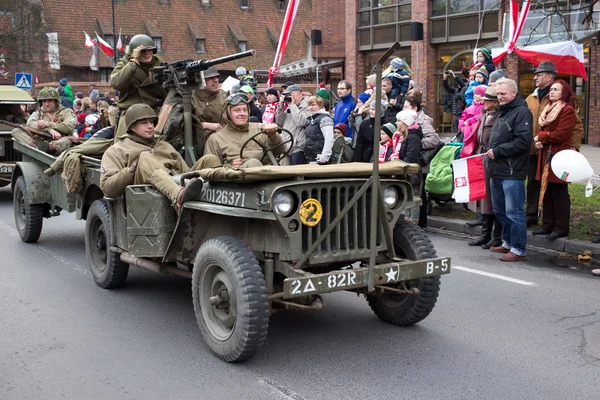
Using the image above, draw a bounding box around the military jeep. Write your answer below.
[12,137,450,362]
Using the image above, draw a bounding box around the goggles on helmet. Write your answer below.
[225,93,250,107]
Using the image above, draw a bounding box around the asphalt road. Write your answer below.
[0,185,598,400]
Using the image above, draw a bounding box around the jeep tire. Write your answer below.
[367,220,441,326]
[13,176,43,243]
[85,199,129,289]
[192,236,269,362]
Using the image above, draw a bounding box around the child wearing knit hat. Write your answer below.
[459,84,488,141]
[463,66,489,107]
[476,47,495,74]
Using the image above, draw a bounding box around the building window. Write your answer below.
[153,37,162,52]
[200,0,210,4]
[357,0,411,50]
[238,41,247,52]
[104,35,115,48]
[100,68,111,83]
[240,0,249,9]
[277,0,286,9]
[195,39,206,53]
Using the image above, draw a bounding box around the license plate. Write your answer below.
[283,257,450,299]
[0,165,13,174]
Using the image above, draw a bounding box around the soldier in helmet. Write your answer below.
[235,66,257,94]
[204,93,281,168]
[100,104,221,210]
[11,87,76,155]
[110,34,168,139]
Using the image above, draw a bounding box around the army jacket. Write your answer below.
[100,133,187,198]
[110,56,167,110]
[26,106,76,135]
[204,121,283,165]
[192,88,226,124]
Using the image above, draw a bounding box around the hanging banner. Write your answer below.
[46,32,60,70]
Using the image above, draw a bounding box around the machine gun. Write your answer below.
[153,50,256,165]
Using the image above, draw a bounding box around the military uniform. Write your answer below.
[110,51,166,139]
[204,121,283,168]
[100,133,219,204]
[11,103,76,155]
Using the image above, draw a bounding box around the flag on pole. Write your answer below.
[95,32,114,57]
[451,155,486,203]
[116,28,125,54]
[268,0,301,87]
[84,31,95,48]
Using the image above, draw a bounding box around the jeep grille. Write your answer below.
[0,137,21,163]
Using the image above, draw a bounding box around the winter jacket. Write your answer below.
[63,84,74,102]
[305,110,334,163]
[474,109,498,155]
[387,68,410,101]
[463,80,485,107]
[443,77,467,116]
[488,94,533,180]
[354,116,379,162]
[459,101,485,139]
[333,93,356,138]
[399,125,423,164]
[535,104,576,184]
[416,110,440,150]
[275,96,310,156]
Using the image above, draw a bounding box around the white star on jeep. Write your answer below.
[385,267,398,282]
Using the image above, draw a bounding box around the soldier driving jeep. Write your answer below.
[99,104,221,211]
[204,93,282,168]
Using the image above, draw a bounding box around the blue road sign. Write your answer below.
[15,73,32,89]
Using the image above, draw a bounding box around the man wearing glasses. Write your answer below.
[205,93,281,168]
[333,80,355,139]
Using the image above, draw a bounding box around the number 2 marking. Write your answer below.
[291,280,301,295]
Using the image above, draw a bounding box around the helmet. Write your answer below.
[125,104,157,131]
[239,75,257,91]
[127,34,157,56]
[223,93,250,120]
[235,66,247,76]
[37,87,60,104]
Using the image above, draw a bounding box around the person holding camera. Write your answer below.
[275,84,310,165]
[442,69,467,133]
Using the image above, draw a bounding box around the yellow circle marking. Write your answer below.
[299,199,322,227]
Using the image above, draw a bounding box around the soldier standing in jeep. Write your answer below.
[11,87,76,155]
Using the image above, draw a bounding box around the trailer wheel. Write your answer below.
[13,176,43,243]
[85,199,129,289]
[367,220,441,326]
[192,237,269,362]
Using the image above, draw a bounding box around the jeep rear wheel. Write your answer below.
[367,220,441,326]
[192,237,269,362]
[85,199,129,289]
[13,176,43,243]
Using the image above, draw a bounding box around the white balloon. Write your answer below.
[550,149,594,182]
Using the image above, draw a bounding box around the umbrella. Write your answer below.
[538,149,553,217]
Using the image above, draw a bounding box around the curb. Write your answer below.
[427,215,600,256]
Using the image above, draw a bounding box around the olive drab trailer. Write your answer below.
[12,44,450,363]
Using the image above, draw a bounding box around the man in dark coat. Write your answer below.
[485,78,533,262]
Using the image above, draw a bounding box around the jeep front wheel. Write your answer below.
[367,220,441,326]
[192,237,269,362]
[85,199,129,289]
[13,176,43,243]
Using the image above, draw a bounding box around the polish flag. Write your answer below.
[95,32,114,57]
[451,155,486,203]
[116,29,125,54]
[84,31,95,48]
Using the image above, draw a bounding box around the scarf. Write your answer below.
[538,100,565,127]
[262,103,277,124]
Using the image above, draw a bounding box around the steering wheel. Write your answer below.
[239,128,294,166]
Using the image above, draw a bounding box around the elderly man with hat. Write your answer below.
[524,61,584,226]
[275,84,310,165]
[100,104,221,211]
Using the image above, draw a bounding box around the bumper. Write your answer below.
[283,257,450,299]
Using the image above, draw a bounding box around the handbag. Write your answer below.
[418,142,444,166]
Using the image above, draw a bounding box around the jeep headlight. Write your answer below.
[273,191,294,217]
[383,186,399,208]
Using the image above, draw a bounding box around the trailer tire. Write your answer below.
[192,236,269,362]
[367,220,441,326]
[85,199,129,289]
[13,176,43,243]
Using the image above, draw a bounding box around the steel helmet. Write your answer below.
[127,34,157,56]
[125,104,157,131]
[37,87,61,104]
[235,66,247,76]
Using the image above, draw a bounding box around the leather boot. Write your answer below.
[466,214,484,227]
[482,216,502,249]
[469,214,492,246]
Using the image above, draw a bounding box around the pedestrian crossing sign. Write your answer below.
[15,73,32,89]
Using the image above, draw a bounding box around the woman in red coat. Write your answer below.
[532,79,576,240]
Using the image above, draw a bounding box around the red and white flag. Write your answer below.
[84,31,95,48]
[95,32,114,57]
[451,155,486,203]
[116,28,125,54]
[268,0,300,87]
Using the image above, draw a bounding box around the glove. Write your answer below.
[130,45,146,64]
